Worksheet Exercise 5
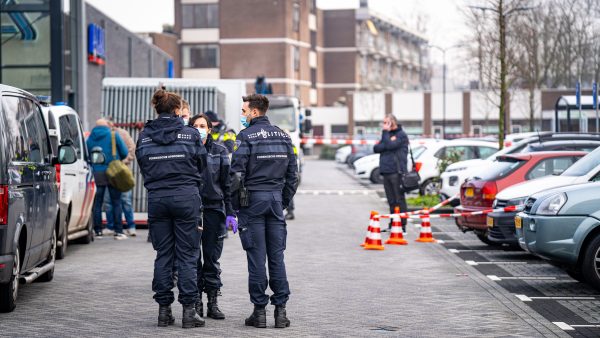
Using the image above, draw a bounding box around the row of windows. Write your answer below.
[2,96,50,163]
[182,4,219,29]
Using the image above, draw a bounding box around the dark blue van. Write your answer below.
[0,85,76,313]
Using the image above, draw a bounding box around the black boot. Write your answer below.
[274,304,290,328]
[245,305,266,328]
[182,304,205,329]
[195,293,203,318]
[206,289,225,320]
[157,305,175,327]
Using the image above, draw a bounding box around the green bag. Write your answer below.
[106,131,135,192]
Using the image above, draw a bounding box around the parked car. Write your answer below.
[487,146,600,248]
[455,151,585,245]
[440,133,600,201]
[353,139,498,194]
[41,104,96,259]
[0,85,77,312]
[335,145,352,164]
[346,144,374,168]
[516,182,600,289]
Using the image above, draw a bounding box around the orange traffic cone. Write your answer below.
[415,211,436,243]
[364,215,385,250]
[386,207,408,245]
[361,211,378,247]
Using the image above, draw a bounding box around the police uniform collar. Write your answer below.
[158,112,177,118]
[250,115,269,126]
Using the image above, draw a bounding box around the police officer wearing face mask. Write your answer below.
[136,89,207,329]
[188,113,238,320]
[231,94,298,329]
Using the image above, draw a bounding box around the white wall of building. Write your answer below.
[310,106,348,139]
[391,91,423,121]
[353,92,386,122]
[431,92,463,120]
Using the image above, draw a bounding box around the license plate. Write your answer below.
[465,188,474,197]
[515,216,522,229]
[487,216,494,228]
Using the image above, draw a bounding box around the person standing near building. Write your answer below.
[103,118,137,236]
[181,100,191,126]
[189,113,237,320]
[231,94,298,329]
[86,118,129,240]
[205,110,236,153]
[136,89,207,329]
[374,114,409,232]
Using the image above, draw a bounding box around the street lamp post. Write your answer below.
[430,44,462,139]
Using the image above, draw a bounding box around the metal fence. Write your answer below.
[102,83,224,212]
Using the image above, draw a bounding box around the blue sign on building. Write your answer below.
[88,23,105,65]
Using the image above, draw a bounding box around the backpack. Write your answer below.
[106,131,135,192]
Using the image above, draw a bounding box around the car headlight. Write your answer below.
[536,193,567,215]
[507,197,527,207]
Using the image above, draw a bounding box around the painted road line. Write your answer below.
[449,249,460,253]
[487,276,560,281]
[553,322,575,331]
[296,190,379,196]
[466,261,529,266]
[516,295,597,302]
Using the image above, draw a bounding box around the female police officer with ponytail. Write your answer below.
[136,89,207,329]
[189,113,238,320]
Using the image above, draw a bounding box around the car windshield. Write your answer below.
[473,157,525,181]
[268,106,296,132]
[412,146,426,159]
[561,147,600,176]
[485,142,527,160]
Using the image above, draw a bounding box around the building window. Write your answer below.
[294,46,300,71]
[182,4,219,29]
[182,44,219,68]
[293,3,300,32]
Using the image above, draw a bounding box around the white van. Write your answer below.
[42,104,95,258]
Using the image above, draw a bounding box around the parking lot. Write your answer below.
[2,159,596,337]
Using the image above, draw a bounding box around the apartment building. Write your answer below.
[173,0,429,107]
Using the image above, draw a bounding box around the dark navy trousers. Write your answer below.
[148,194,201,306]
[197,208,226,292]
[238,191,289,306]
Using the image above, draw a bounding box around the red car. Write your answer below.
[454,151,586,244]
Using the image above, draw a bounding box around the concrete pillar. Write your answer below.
[423,92,432,137]
[463,91,471,136]
[346,92,354,138]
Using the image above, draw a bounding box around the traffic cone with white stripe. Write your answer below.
[360,211,378,247]
[385,207,408,245]
[364,215,385,250]
[415,211,436,243]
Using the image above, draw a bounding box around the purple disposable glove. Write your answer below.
[226,216,238,234]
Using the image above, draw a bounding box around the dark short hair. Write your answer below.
[242,94,269,115]
[189,114,213,129]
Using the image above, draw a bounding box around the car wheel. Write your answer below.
[37,231,56,283]
[476,232,502,246]
[581,235,600,290]
[0,245,20,313]
[56,214,68,260]
[80,217,94,244]
[419,178,441,196]
[370,168,383,184]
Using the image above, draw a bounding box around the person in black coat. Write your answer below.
[374,114,409,232]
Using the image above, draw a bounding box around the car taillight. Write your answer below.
[415,162,422,172]
[351,145,357,154]
[0,185,8,225]
[54,164,61,188]
[482,181,498,200]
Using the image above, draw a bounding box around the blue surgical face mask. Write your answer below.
[182,118,189,126]
[197,128,208,140]
[241,115,250,128]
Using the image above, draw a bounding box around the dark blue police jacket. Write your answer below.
[135,113,207,198]
[230,115,298,207]
[373,126,409,175]
[201,137,234,216]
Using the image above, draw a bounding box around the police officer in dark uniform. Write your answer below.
[205,110,237,153]
[188,113,237,320]
[231,94,298,329]
[136,89,207,329]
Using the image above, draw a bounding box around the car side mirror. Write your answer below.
[55,145,77,165]
[90,146,106,165]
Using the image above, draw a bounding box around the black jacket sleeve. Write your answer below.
[373,131,388,153]
[282,140,299,208]
[219,149,234,216]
